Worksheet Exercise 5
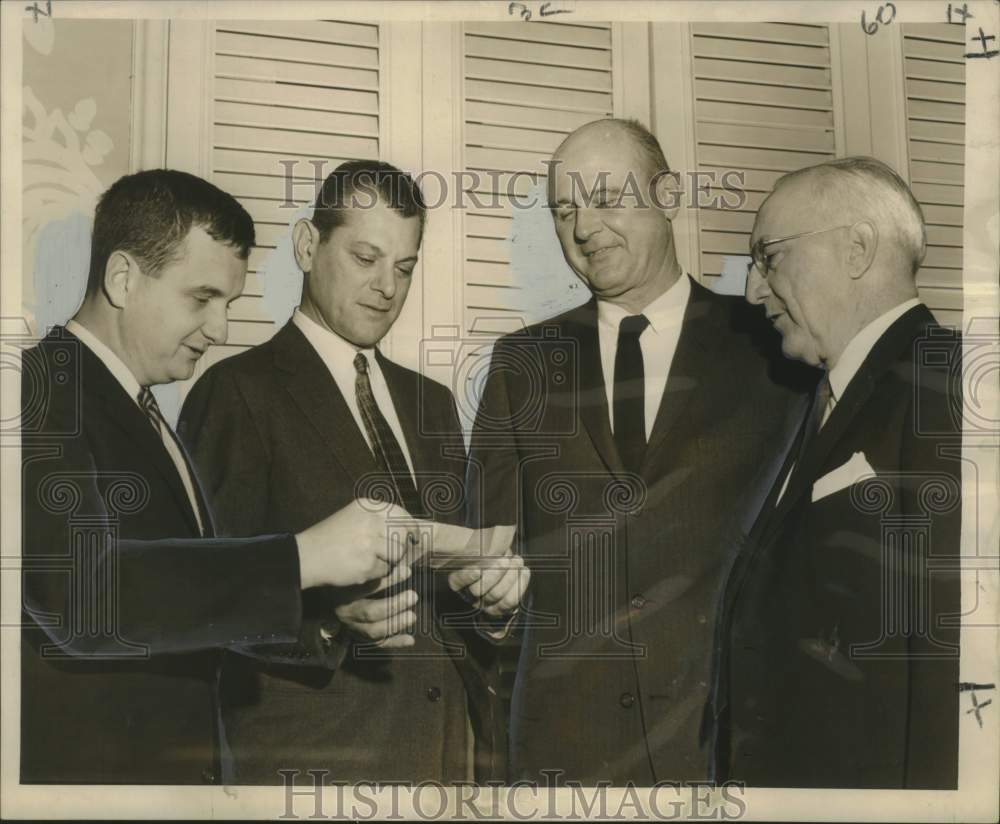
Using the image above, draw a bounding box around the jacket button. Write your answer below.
[620,691,635,709]
[427,686,442,702]
[631,594,646,610]
[201,769,217,784]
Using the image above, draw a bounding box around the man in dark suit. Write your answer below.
[712,156,962,788]
[466,118,812,784]
[179,161,526,784]
[20,170,408,785]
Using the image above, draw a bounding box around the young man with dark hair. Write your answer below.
[21,169,407,784]
[179,160,526,784]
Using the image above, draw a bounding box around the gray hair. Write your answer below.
[777,156,926,275]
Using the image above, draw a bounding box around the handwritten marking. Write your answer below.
[946,2,973,23]
[967,27,999,58]
[508,1,573,22]
[861,2,896,35]
[25,0,52,22]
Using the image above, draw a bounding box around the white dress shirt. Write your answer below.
[773,297,923,505]
[292,309,416,478]
[597,273,691,439]
[65,319,205,534]
[823,297,922,425]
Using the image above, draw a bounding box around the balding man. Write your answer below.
[467,118,813,783]
[713,157,962,788]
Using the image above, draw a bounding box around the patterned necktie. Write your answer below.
[138,386,206,534]
[613,314,651,473]
[353,353,424,517]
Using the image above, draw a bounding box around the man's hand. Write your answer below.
[448,551,530,618]
[335,587,419,648]
[295,498,416,589]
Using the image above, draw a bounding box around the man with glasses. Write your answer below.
[712,156,962,788]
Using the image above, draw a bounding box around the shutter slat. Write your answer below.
[465,33,612,71]
[215,77,379,115]
[215,100,379,139]
[464,21,611,50]
[697,121,834,153]
[690,22,829,47]
[218,20,378,47]
[694,78,833,111]
[466,78,612,114]
[694,57,831,90]
[215,124,378,160]
[215,30,378,69]
[696,99,833,129]
[216,54,378,91]
[214,148,355,177]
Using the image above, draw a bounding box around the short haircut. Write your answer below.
[312,159,426,242]
[85,169,255,296]
[616,118,671,178]
[777,157,927,275]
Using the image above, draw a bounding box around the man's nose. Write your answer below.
[371,262,397,299]
[744,265,770,306]
[203,301,228,345]
[574,207,601,242]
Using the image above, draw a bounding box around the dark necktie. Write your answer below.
[613,314,650,473]
[138,386,207,534]
[353,353,424,517]
[794,371,832,467]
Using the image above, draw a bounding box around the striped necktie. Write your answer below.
[138,387,206,535]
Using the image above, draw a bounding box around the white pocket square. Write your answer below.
[811,451,876,503]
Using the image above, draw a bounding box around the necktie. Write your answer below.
[613,314,650,473]
[138,387,206,535]
[796,371,832,465]
[353,353,424,517]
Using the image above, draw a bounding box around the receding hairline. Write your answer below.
[552,119,664,179]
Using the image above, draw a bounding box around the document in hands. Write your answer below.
[392,520,517,570]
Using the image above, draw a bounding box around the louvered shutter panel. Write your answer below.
[462,21,614,337]
[204,20,381,369]
[689,23,837,283]
[902,24,966,327]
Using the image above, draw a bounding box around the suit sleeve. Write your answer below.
[178,362,344,670]
[21,350,303,658]
[899,355,962,789]
[469,340,531,642]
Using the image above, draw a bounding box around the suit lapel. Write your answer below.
[772,304,934,522]
[71,332,203,535]
[568,301,625,476]
[273,323,380,481]
[641,279,722,479]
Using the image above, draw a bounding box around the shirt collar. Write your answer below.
[292,308,377,370]
[597,273,691,334]
[827,298,922,402]
[65,319,143,405]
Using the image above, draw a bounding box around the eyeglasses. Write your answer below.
[749,225,853,277]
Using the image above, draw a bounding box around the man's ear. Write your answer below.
[292,219,318,273]
[846,220,878,280]
[103,251,135,309]
[651,171,683,221]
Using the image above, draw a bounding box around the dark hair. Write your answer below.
[312,159,426,242]
[85,169,255,296]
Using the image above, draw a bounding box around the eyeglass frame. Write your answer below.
[748,224,854,278]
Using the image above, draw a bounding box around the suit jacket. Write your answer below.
[20,327,302,784]
[467,277,814,784]
[715,304,962,788]
[178,321,501,784]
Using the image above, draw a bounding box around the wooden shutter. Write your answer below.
[461,21,614,337]
[204,20,381,369]
[689,23,837,284]
[902,23,965,328]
